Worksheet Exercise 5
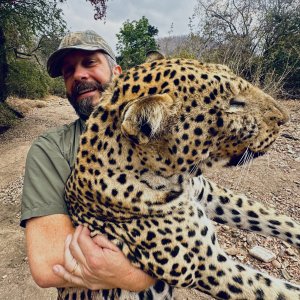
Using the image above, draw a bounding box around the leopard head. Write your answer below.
[115,52,289,176]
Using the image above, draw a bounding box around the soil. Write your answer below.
[0,97,299,300]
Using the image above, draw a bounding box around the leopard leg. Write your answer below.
[191,243,300,300]
[116,197,300,300]
[195,176,300,249]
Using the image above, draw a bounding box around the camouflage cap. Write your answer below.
[47,30,116,78]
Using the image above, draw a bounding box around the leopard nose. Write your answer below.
[277,119,287,126]
[276,104,289,126]
[269,100,290,127]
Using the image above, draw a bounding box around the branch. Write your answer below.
[13,48,42,65]
[31,35,46,52]
[209,9,238,35]
[87,0,109,20]
[232,0,250,37]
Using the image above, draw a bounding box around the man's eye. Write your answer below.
[62,67,73,77]
[86,59,96,66]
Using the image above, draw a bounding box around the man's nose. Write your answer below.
[73,65,89,80]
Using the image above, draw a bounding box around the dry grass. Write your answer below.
[6,97,48,116]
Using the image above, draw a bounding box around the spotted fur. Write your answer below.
[62,53,300,300]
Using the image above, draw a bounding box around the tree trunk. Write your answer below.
[0,25,8,103]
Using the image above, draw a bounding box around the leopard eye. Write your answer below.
[229,98,246,107]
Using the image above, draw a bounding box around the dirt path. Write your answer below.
[0,97,299,300]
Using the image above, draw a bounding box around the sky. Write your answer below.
[59,0,198,53]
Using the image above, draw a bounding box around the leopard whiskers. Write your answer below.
[235,149,254,190]
[189,159,202,176]
[266,151,270,169]
[236,148,250,167]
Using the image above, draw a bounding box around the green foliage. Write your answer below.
[0,102,19,133]
[0,1,67,39]
[170,49,197,60]
[0,0,67,103]
[7,60,50,99]
[0,27,8,102]
[0,0,67,61]
[48,77,66,97]
[116,16,159,69]
[262,7,300,96]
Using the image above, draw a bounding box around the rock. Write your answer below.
[226,247,239,256]
[246,234,255,245]
[271,260,282,268]
[249,246,276,262]
[279,249,286,257]
[231,232,239,238]
[236,255,245,261]
[286,248,295,256]
[281,269,292,280]
[282,241,291,248]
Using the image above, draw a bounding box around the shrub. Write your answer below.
[0,102,19,133]
[48,77,66,97]
[7,60,49,99]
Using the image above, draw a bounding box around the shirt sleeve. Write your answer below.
[20,135,71,227]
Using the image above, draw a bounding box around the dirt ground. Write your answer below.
[0,96,299,300]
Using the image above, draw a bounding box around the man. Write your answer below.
[21,30,156,294]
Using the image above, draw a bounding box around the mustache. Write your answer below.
[71,80,105,100]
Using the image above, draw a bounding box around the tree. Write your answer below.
[0,1,67,102]
[116,16,159,69]
[261,3,300,96]
[0,0,110,103]
[190,0,300,97]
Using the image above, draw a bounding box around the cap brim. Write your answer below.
[47,45,113,78]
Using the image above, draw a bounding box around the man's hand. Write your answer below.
[53,225,156,291]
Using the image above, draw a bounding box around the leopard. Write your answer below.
[60,51,300,300]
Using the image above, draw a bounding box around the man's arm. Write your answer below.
[26,214,75,288]
[26,214,156,291]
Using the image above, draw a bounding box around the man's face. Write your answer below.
[61,50,121,120]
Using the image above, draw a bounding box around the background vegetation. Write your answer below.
[116,16,159,69]
[160,0,300,98]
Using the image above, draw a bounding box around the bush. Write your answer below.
[0,102,19,133]
[47,77,66,97]
[7,60,49,99]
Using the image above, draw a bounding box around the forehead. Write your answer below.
[62,50,105,66]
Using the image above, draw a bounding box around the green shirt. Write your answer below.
[20,118,85,227]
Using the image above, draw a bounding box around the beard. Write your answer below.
[67,80,106,121]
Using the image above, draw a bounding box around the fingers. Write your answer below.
[63,233,81,277]
[53,264,84,287]
[76,226,109,258]
[69,225,87,265]
[56,226,143,290]
[92,233,120,252]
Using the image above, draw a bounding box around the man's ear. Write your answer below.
[113,65,122,76]
[121,93,175,144]
[145,51,165,63]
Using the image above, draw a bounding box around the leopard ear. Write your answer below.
[145,51,165,63]
[121,93,175,144]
